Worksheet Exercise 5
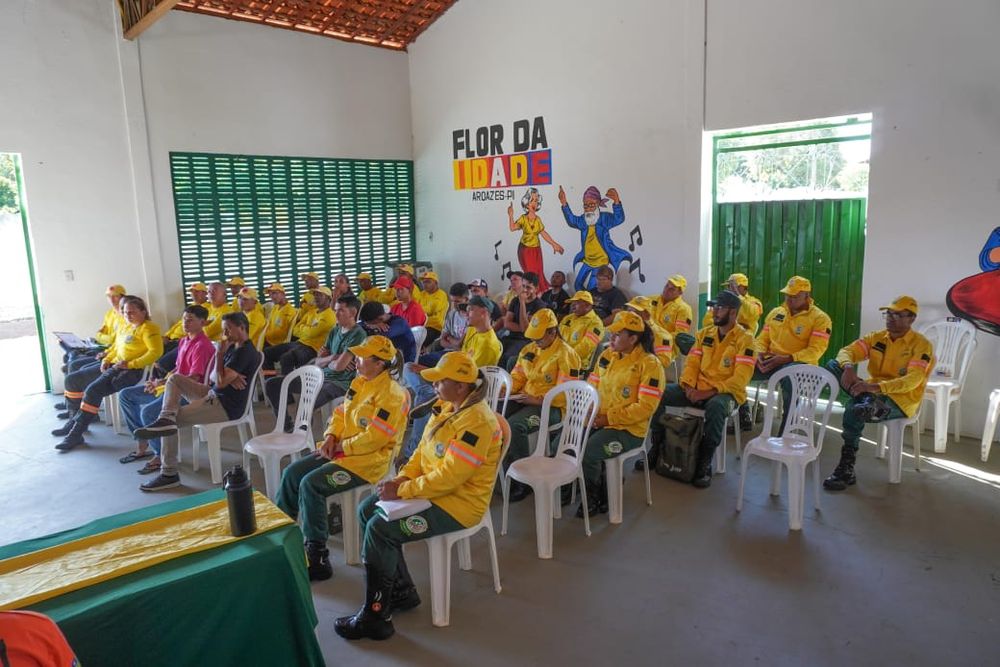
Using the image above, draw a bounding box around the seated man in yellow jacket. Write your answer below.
[58,284,127,376]
[162,282,209,353]
[700,273,763,334]
[264,283,297,347]
[650,274,695,354]
[156,281,233,375]
[357,272,394,305]
[416,271,449,347]
[558,290,605,370]
[626,296,675,370]
[649,290,755,487]
[237,287,267,347]
[263,286,336,376]
[823,296,934,491]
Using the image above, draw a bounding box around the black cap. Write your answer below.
[707,290,742,310]
[468,295,495,312]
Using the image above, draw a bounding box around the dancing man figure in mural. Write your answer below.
[507,187,564,292]
[559,185,632,291]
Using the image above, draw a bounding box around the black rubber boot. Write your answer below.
[691,448,714,488]
[51,418,77,437]
[508,480,533,503]
[634,440,659,471]
[823,446,858,491]
[560,483,573,507]
[738,403,753,432]
[305,540,333,581]
[334,565,395,641]
[56,411,94,451]
[576,482,605,518]
[391,557,421,612]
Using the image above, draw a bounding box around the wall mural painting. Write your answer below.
[946,227,1000,336]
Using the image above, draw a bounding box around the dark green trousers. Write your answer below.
[505,403,560,464]
[275,453,368,542]
[582,428,644,486]
[358,494,463,579]
[826,361,906,452]
[650,383,736,462]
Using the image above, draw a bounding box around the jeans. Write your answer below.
[401,363,438,459]
[118,385,164,455]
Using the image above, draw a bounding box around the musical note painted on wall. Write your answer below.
[628,258,646,283]
[628,225,643,252]
[500,261,513,281]
[493,240,502,261]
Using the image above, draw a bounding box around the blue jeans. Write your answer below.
[119,385,187,455]
[401,363,438,460]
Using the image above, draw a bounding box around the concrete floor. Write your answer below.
[2,392,999,666]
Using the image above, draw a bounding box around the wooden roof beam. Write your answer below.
[123,0,184,40]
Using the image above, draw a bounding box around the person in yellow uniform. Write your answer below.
[650,290,756,487]
[700,273,764,334]
[296,271,320,321]
[237,287,266,347]
[335,352,501,641]
[265,286,337,376]
[823,296,934,491]
[559,291,605,370]
[626,296,675,370]
[94,284,127,348]
[581,311,664,516]
[163,282,209,352]
[416,271,449,346]
[202,281,236,343]
[226,276,245,308]
[264,283,297,347]
[650,274,695,355]
[505,308,582,502]
[275,336,409,581]
[358,272,394,305]
[53,295,163,451]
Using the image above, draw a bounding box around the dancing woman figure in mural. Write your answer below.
[507,187,564,292]
[559,185,632,291]
[947,226,1000,336]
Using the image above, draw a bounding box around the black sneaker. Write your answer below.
[507,480,533,503]
[328,504,344,536]
[823,465,857,491]
[692,459,713,488]
[134,418,178,440]
[305,541,333,581]
[140,474,181,492]
[55,434,85,451]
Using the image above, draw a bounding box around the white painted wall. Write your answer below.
[705,0,1000,439]
[408,0,706,303]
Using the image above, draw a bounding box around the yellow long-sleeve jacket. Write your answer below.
[265,303,297,346]
[756,302,833,365]
[360,287,394,305]
[461,327,502,367]
[104,320,163,369]
[681,324,756,404]
[649,321,676,368]
[203,302,236,342]
[836,329,935,417]
[95,308,124,347]
[651,296,693,335]
[416,288,449,331]
[294,307,336,352]
[164,316,184,341]
[701,294,764,334]
[511,337,582,408]
[398,399,502,527]
[325,371,410,483]
[588,346,665,438]
[246,309,266,348]
[559,310,605,367]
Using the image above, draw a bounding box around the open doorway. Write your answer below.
[0,152,48,396]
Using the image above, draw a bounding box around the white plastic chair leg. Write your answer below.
[457,537,472,571]
[261,452,283,501]
[484,518,502,593]
[531,484,555,559]
[715,423,727,474]
[426,537,452,627]
[787,462,804,531]
[641,453,652,506]
[812,459,821,512]
[207,430,223,484]
[736,447,751,512]
[769,460,782,496]
[877,426,888,459]
[332,487,367,566]
[981,390,1000,462]
[605,456,625,524]
[887,420,904,484]
[500,476,511,536]
[953,399,961,443]
[932,386,949,453]
[552,486,563,520]
[913,422,922,471]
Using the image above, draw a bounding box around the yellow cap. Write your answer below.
[238,287,258,300]
[301,271,320,280]
[626,296,653,313]
[190,282,208,292]
[607,310,646,333]
[724,273,749,288]
[524,308,559,339]
[357,272,373,281]
[567,291,594,305]
[880,295,919,315]
[421,271,440,283]
[667,274,687,290]
[398,263,415,275]
[420,351,479,383]
[301,291,315,305]
[780,276,812,295]
[227,276,245,287]
[348,335,397,361]
[106,284,126,297]
[311,286,333,297]
[266,283,285,293]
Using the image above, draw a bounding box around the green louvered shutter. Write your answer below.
[170,152,415,305]
[710,198,866,366]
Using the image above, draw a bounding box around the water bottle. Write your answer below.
[223,465,257,537]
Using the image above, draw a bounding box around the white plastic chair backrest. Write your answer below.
[920,319,976,384]
[481,366,513,415]
[492,413,512,493]
[533,381,599,464]
[274,365,325,436]
[763,364,838,449]
[410,326,427,353]
[204,351,217,384]
[237,353,265,420]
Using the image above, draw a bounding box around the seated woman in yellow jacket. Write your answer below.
[53,295,163,451]
[276,336,409,582]
[505,308,581,503]
[580,311,665,517]
[335,351,502,641]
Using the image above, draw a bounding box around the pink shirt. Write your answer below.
[176,332,215,382]
[391,300,427,327]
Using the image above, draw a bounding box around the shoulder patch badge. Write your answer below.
[376,408,391,420]
[461,430,479,446]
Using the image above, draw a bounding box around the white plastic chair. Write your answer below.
[501,381,599,558]
[981,388,1000,462]
[877,408,923,482]
[737,365,838,531]
[243,365,325,499]
[481,366,512,415]
[918,319,976,452]
[604,421,653,525]
[410,326,427,357]
[252,323,269,403]
[420,413,510,627]
[191,353,265,484]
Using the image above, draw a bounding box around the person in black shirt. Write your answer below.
[136,311,261,492]
[589,266,627,325]
[540,270,571,318]
[500,271,545,369]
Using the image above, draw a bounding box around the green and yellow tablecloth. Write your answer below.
[0,490,325,666]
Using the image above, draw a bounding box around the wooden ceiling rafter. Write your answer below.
[118,0,185,40]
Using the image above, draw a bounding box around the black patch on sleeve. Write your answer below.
[592,327,601,335]
[774,313,785,322]
[684,318,692,324]
[598,357,610,368]
[648,377,660,388]
[345,388,357,399]
[703,336,715,346]
[921,353,930,361]
[523,352,537,362]
[460,430,479,446]
[569,368,580,377]
[376,408,390,420]
[825,328,831,334]
[873,341,887,353]
[744,348,754,356]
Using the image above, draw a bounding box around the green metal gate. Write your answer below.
[711,198,866,366]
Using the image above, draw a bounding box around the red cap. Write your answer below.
[392,276,414,290]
